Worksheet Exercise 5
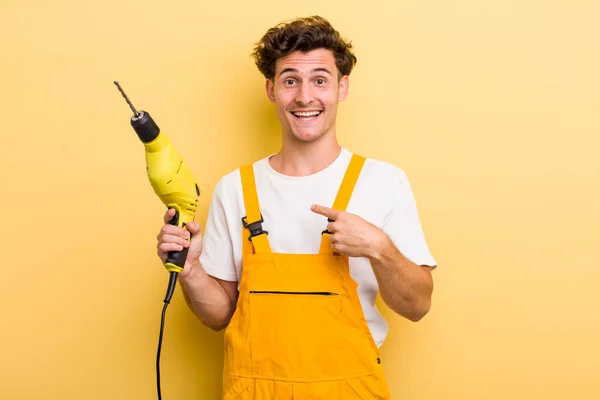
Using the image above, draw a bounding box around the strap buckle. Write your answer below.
[242,214,268,241]
[321,218,335,235]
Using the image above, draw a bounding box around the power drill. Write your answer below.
[114,81,200,304]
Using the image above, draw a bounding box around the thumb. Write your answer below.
[185,222,203,262]
[186,221,202,237]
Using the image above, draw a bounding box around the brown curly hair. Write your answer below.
[251,16,357,80]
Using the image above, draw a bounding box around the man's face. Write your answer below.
[266,48,349,143]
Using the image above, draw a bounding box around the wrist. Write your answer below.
[177,258,204,284]
[367,231,393,262]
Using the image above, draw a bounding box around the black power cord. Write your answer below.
[157,272,179,400]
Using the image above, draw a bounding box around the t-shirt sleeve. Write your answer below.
[382,171,437,269]
[198,177,239,281]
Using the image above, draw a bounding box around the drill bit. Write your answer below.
[114,81,140,117]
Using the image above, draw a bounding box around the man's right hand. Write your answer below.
[156,208,239,331]
[156,208,203,278]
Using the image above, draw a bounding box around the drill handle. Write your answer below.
[164,209,190,274]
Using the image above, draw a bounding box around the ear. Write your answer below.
[338,75,349,102]
[265,79,275,103]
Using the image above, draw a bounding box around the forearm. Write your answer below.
[368,235,433,322]
[177,261,236,331]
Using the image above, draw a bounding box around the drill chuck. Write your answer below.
[113,80,159,142]
[131,111,160,143]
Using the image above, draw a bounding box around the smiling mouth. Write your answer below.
[291,110,322,120]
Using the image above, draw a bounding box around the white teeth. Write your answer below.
[293,111,321,117]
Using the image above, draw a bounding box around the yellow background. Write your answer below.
[1,0,599,399]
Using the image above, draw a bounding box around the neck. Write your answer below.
[269,137,342,177]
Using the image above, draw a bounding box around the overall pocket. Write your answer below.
[249,291,339,296]
[249,288,373,381]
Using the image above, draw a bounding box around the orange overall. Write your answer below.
[222,155,391,399]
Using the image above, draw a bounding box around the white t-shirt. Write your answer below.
[199,148,437,347]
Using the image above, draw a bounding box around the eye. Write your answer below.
[316,78,326,85]
[285,79,296,86]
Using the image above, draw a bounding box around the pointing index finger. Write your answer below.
[310,204,339,219]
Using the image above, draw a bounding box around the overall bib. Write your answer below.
[222,154,391,399]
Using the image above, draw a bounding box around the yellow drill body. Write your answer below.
[144,132,200,273]
[114,81,199,275]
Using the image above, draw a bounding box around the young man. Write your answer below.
[157,15,436,399]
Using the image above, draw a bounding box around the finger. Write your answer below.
[159,232,191,247]
[328,233,350,248]
[328,233,338,243]
[158,242,187,254]
[157,224,189,240]
[330,241,345,255]
[310,204,340,219]
[163,208,176,224]
[326,221,336,233]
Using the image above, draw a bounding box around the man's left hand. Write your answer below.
[310,204,390,259]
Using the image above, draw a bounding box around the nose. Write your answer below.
[295,82,314,106]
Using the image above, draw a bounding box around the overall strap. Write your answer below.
[319,154,366,254]
[240,164,271,254]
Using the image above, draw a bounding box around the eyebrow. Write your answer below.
[278,67,333,77]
